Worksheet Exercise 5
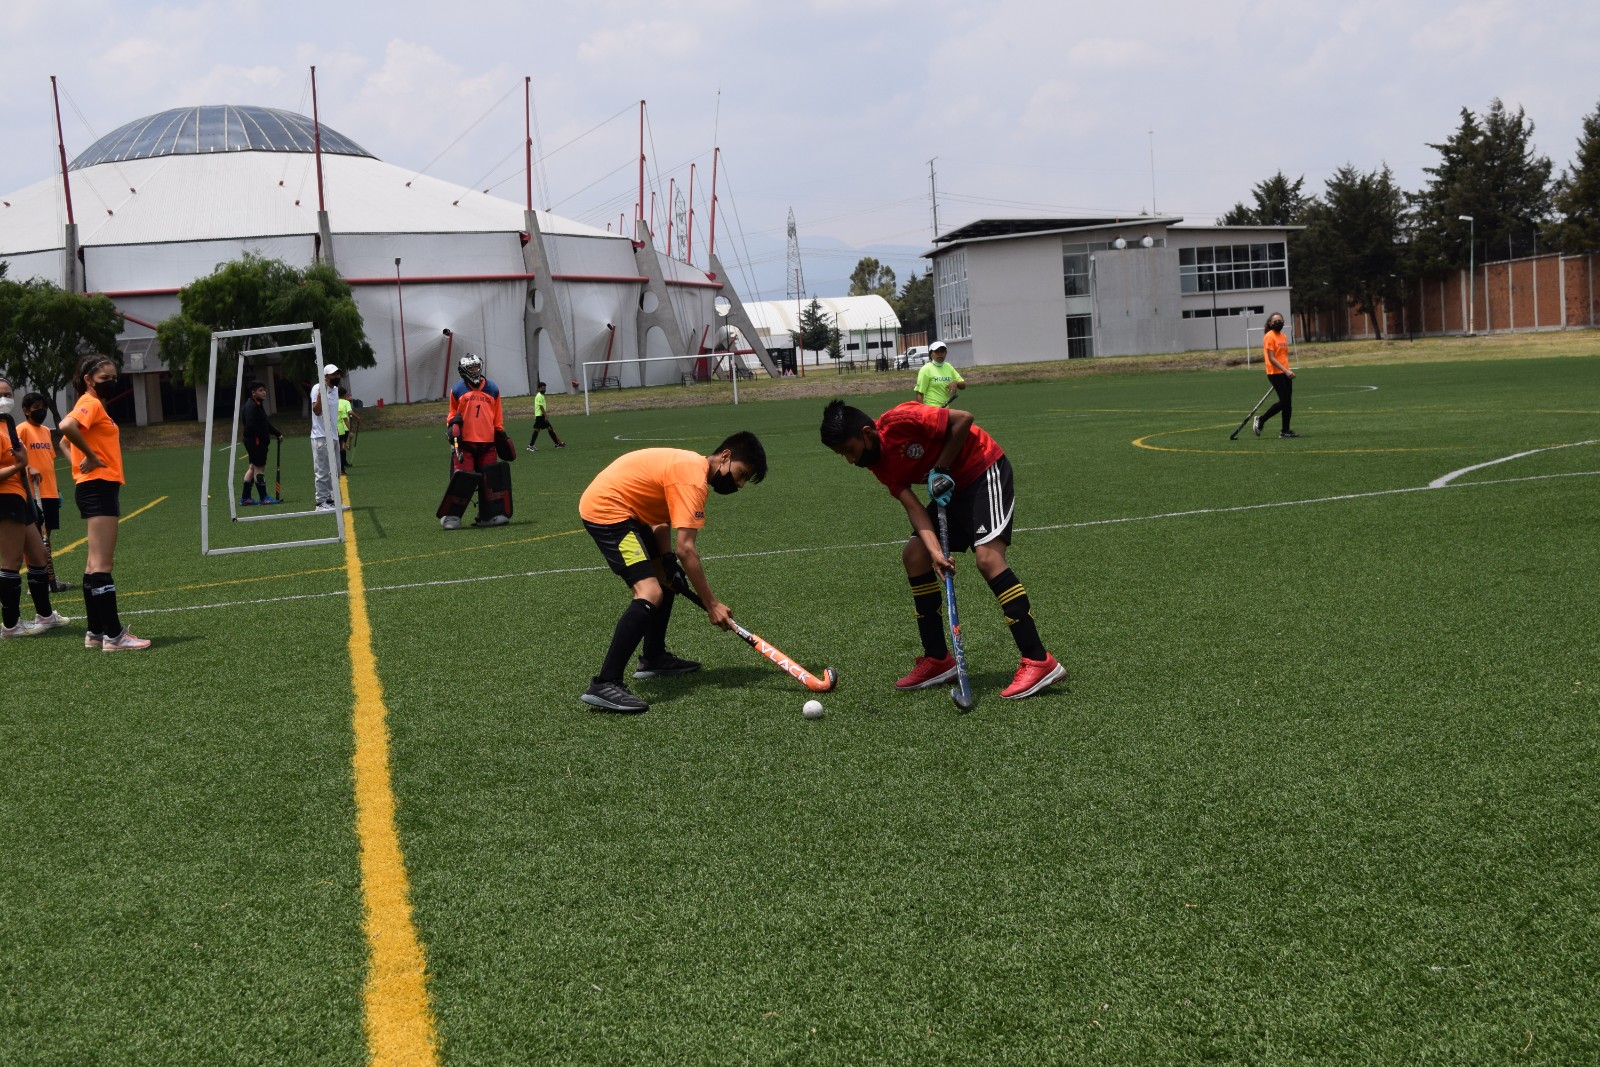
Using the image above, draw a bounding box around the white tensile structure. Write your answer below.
[0,105,773,424]
[742,294,900,371]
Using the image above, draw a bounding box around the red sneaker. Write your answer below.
[1001,654,1066,700]
[895,653,958,690]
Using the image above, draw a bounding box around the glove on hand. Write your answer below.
[927,468,955,507]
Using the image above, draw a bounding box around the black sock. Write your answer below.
[909,570,948,658]
[256,474,268,498]
[87,571,122,638]
[642,590,675,658]
[81,573,101,634]
[987,568,1047,660]
[26,565,52,618]
[0,569,20,628]
[598,599,655,682]
[242,478,253,500]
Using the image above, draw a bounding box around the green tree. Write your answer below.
[793,298,833,354]
[894,269,934,336]
[847,257,897,300]
[1408,99,1554,270]
[156,253,375,389]
[1550,98,1600,252]
[1298,165,1407,339]
[1218,172,1310,226]
[0,274,124,422]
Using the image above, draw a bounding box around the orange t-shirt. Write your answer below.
[579,448,710,530]
[1263,331,1291,375]
[16,420,58,498]
[62,392,125,485]
[0,431,28,500]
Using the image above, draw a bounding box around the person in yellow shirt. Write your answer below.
[576,431,766,712]
[1253,313,1299,439]
[525,381,566,451]
[914,342,965,407]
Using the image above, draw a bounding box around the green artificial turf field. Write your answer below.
[3,353,1597,1064]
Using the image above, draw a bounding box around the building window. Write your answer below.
[1180,242,1288,294]
[934,250,970,340]
[1066,314,1093,358]
[1182,305,1266,319]
[1063,240,1114,297]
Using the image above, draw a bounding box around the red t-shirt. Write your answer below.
[869,401,1004,498]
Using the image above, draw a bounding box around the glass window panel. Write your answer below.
[1215,246,1232,264]
[1216,272,1234,292]
[1269,242,1286,259]
[1197,247,1214,265]
[1251,243,1268,262]
[1179,248,1195,265]
[1181,274,1199,294]
[1252,269,1270,289]
[1270,269,1288,288]
[1230,244,1247,262]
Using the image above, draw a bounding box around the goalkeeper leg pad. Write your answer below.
[478,461,513,521]
[436,470,483,518]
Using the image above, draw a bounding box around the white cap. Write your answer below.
[929,341,947,353]
[323,364,340,376]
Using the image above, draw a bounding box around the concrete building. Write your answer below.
[741,295,900,372]
[926,217,1298,366]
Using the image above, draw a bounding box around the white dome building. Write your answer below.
[0,105,772,422]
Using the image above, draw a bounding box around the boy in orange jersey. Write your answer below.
[577,431,767,712]
[441,353,510,529]
[1252,312,1299,438]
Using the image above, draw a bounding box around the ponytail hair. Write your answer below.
[73,354,118,398]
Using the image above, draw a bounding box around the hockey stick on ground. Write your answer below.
[936,504,975,711]
[27,478,69,592]
[1229,386,1276,441]
[660,560,838,692]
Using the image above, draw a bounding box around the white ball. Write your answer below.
[802,699,824,720]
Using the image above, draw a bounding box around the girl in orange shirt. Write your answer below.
[0,376,70,637]
[57,355,150,651]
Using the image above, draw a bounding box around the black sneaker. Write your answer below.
[634,652,701,679]
[1252,415,1263,437]
[1279,430,1300,439]
[581,678,649,713]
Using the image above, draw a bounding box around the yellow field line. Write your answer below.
[343,477,439,1065]
[50,495,168,556]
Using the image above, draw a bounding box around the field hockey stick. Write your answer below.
[659,560,838,692]
[26,477,64,589]
[936,504,974,712]
[273,435,283,501]
[1229,386,1276,441]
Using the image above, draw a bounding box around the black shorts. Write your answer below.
[38,496,60,531]
[583,517,664,586]
[924,455,1015,553]
[0,494,30,525]
[75,479,122,519]
[534,415,553,429]
[245,437,270,466]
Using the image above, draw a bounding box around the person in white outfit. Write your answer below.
[309,364,341,511]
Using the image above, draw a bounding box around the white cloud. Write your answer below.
[577,21,702,62]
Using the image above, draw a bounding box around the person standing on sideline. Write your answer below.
[576,432,767,713]
[526,381,566,451]
[445,353,507,528]
[240,380,283,505]
[820,398,1065,700]
[1253,313,1298,439]
[0,377,69,637]
[337,394,359,473]
[18,391,73,591]
[56,356,149,651]
[310,364,341,511]
[914,341,965,407]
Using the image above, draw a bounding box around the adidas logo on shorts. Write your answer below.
[976,524,988,534]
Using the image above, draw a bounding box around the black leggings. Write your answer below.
[1261,374,1292,431]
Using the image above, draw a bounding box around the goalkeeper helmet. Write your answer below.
[458,353,484,385]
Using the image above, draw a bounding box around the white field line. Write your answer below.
[124,464,1600,621]
[1428,439,1599,488]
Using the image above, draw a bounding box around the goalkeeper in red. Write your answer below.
[820,399,1065,700]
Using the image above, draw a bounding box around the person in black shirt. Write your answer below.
[240,380,284,505]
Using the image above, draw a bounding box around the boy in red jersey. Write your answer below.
[820,399,1065,700]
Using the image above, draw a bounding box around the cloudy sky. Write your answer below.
[3,0,1597,297]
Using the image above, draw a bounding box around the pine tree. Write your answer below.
[1550,98,1600,252]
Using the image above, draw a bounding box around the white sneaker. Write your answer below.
[526,445,538,452]
[1,619,44,638]
[33,611,70,630]
[440,515,462,530]
[315,502,337,512]
[84,631,104,649]
[473,514,509,527]
[101,629,152,652]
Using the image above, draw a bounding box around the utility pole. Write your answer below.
[928,157,941,238]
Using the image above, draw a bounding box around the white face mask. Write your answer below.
[0,397,14,416]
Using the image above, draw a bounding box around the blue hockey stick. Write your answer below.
[936,504,975,711]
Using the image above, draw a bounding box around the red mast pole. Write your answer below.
[50,76,75,226]
[310,66,327,212]
[666,177,675,259]
[524,77,533,212]
[636,99,646,235]
[708,146,720,265]
[687,163,696,266]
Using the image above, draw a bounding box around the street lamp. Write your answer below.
[1458,215,1475,335]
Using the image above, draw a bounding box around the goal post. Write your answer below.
[199,322,348,555]
[581,353,746,416]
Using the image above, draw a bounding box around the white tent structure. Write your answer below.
[742,295,900,370]
[0,105,773,423]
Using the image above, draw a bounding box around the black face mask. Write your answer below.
[25,410,46,425]
[1268,321,1283,333]
[709,470,739,495]
[329,377,342,389]
[854,437,882,469]
[93,380,120,401]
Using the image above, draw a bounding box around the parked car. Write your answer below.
[897,346,930,369]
